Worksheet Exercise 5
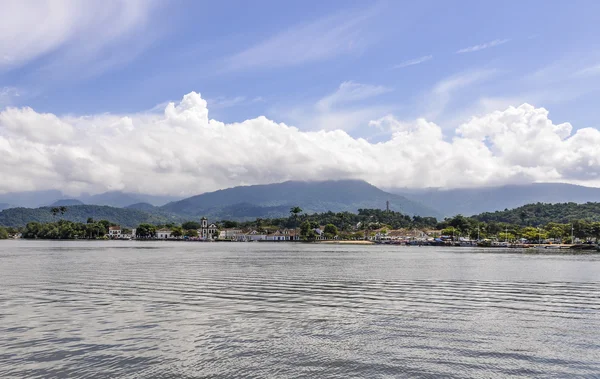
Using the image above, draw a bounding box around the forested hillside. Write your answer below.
[471,202,600,226]
[0,205,183,228]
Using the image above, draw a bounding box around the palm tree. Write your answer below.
[51,206,67,221]
[336,212,350,232]
[290,206,302,240]
[256,218,263,232]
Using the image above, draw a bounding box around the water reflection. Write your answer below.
[0,241,599,378]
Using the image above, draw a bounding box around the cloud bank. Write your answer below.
[1,92,600,196]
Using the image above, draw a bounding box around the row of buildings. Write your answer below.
[107,217,219,240]
[107,217,303,241]
[106,217,440,242]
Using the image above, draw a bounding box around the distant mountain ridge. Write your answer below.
[3,181,600,222]
[0,203,13,211]
[0,205,184,228]
[0,190,63,208]
[49,199,84,207]
[161,179,439,220]
[0,180,438,226]
[0,190,181,209]
[393,183,600,217]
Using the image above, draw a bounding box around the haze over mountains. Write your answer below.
[2,180,600,226]
[0,180,435,226]
[394,183,600,217]
[0,191,181,209]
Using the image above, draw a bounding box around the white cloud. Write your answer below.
[0,0,159,78]
[456,39,509,54]
[2,92,600,196]
[574,64,600,77]
[272,81,393,133]
[207,96,265,109]
[432,70,496,95]
[393,55,433,69]
[424,69,497,120]
[316,81,391,111]
[0,87,21,108]
[224,6,377,71]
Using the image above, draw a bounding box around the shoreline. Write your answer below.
[316,240,375,245]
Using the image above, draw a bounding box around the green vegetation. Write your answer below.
[473,202,600,226]
[0,205,183,228]
[50,206,68,218]
[136,223,156,238]
[6,200,600,243]
[159,179,440,219]
[230,209,436,232]
[437,214,600,243]
[323,224,338,239]
[22,219,113,239]
[300,220,319,241]
[181,221,202,230]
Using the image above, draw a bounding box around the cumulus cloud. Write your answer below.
[1,92,600,196]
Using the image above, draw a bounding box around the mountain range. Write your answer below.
[393,183,600,217]
[0,190,181,208]
[0,180,436,226]
[159,180,439,220]
[2,180,600,227]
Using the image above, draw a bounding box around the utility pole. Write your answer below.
[477,226,480,242]
[386,200,389,213]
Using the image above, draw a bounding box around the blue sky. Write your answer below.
[1,0,600,195]
[2,1,599,132]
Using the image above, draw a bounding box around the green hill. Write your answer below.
[49,199,85,207]
[0,205,184,228]
[471,202,600,226]
[161,180,439,219]
[125,202,156,211]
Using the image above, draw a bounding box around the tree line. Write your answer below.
[6,202,600,242]
[20,218,132,240]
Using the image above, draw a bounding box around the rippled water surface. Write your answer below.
[1,241,600,378]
